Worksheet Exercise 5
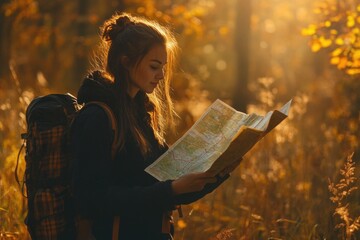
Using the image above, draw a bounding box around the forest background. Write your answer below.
[0,0,359,239]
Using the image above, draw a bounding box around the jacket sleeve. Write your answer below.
[173,174,230,205]
[71,106,176,219]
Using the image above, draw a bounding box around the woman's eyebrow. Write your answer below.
[150,59,167,65]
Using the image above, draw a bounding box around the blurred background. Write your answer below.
[0,0,359,239]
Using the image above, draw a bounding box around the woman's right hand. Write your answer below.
[171,172,217,195]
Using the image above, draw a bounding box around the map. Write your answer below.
[145,99,292,181]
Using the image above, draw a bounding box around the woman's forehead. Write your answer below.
[143,45,167,64]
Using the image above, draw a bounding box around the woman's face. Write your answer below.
[127,44,167,97]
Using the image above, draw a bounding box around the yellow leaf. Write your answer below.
[319,36,332,48]
[301,28,309,36]
[346,68,360,75]
[335,38,344,45]
[357,16,360,24]
[338,57,348,69]
[177,219,187,229]
[357,5,360,12]
[311,41,322,52]
[347,15,355,27]
[301,24,316,36]
[351,60,360,68]
[330,57,340,65]
[349,34,356,44]
[325,21,331,27]
[332,48,342,56]
[353,50,360,60]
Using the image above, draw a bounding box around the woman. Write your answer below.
[71,12,239,240]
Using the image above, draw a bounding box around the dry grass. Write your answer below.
[329,153,360,240]
[0,78,359,240]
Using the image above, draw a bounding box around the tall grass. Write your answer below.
[0,69,37,239]
[0,77,359,239]
[173,78,360,240]
[328,153,360,240]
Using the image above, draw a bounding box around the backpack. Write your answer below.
[15,93,120,240]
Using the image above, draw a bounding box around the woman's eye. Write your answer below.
[150,66,159,70]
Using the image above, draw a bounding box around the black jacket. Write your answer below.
[71,71,229,240]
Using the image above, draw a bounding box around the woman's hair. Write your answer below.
[95,12,178,155]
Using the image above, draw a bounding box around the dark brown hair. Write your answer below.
[95,12,178,155]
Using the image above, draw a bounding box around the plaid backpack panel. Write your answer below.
[20,93,79,240]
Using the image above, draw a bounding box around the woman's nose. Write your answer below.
[156,69,165,80]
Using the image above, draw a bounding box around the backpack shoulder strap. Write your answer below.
[78,101,121,240]
[84,101,120,159]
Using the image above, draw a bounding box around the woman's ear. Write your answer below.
[120,56,130,69]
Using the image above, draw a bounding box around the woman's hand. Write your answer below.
[218,157,243,177]
[171,172,217,195]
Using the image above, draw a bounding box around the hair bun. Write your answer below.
[102,14,135,42]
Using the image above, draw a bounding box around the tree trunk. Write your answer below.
[73,0,90,88]
[71,0,127,89]
[233,0,251,112]
[0,0,13,87]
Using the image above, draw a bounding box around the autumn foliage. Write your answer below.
[302,0,360,75]
[1,0,359,239]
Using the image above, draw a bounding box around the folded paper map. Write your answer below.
[145,99,292,181]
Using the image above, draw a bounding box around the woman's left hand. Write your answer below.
[219,157,243,177]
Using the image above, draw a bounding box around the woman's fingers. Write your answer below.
[172,172,217,195]
[198,175,217,184]
[191,173,217,190]
[172,157,244,195]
